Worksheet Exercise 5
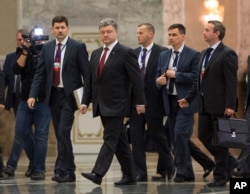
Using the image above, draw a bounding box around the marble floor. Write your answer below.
[0,153,230,194]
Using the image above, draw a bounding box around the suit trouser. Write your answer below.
[93,116,136,179]
[188,140,215,170]
[50,88,76,174]
[165,119,215,171]
[198,113,236,181]
[168,95,194,178]
[235,107,250,174]
[129,108,174,177]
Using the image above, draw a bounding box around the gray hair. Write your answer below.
[99,18,117,30]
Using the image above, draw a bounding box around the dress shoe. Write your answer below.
[81,172,102,185]
[207,179,226,187]
[31,171,45,180]
[25,165,34,177]
[151,174,166,181]
[167,168,176,181]
[135,174,148,182]
[51,172,63,182]
[57,173,76,183]
[174,175,194,183]
[4,166,15,176]
[203,167,214,179]
[0,171,8,180]
[232,168,250,178]
[114,178,137,185]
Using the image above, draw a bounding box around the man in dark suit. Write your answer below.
[0,69,7,179]
[179,20,238,187]
[156,23,215,182]
[28,15,90,183]
[80,18,145,185]
[129,23,174,182]
[233,55,250,178]
[2,28,32,177]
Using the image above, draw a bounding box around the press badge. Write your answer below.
[54,62,60,68]
[201,66,205,77]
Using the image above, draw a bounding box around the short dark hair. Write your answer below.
[16,28,28,36]
[168,23,186,34]
[208,20,225,40]
[137,23,155,34]
[52,16,68,26]
[99,18,117,30]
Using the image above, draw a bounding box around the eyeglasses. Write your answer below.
[16,38,24,41]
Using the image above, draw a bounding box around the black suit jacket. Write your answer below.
[2,52,16,110]
[246,55,250,110]
[29,37,90,109]
[133,43,166,117]
[186,42,238,114]
[84,42,145,117]
[0,69,4,104]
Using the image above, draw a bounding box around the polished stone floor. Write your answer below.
[0,153,230,194]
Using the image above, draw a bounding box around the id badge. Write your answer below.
[54,62,60,68]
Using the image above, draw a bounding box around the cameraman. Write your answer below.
[13,26,51,180]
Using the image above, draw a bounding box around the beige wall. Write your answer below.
[0,0,18,56]
[185,0,237,52]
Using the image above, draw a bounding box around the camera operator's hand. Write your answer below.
[23,39,31,50]
[27,98,35,109]
[17,40,31,68]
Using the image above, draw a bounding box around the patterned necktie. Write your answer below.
[98,47,109,77]
[140,48,147,76]
[168,51,179,94]
[204,48,213,68]
[53,43,61,87]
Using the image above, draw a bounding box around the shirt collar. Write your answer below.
[103,39,118,51]
[209,41,221,50]
[56,36,69,46]
[172,44,184,53]
[141,42,154,51]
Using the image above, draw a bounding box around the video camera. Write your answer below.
[22,27,49,52]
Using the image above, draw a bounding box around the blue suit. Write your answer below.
[157,45,199,179]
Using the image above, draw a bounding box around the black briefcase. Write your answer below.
[213,117,248,148]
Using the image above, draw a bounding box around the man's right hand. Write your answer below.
[156,74,168,86]
[27,98,36,109]
[178,98,189,108]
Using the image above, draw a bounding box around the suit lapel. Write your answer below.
[145,44,155,76]
[205,42,224,72]
[163,51,171,73]
[62,38,72,69]
[99,43,119,77]
[94,48,103,78]
[177,46,187,70]
[48,41,57,71]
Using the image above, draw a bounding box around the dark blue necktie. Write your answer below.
[140,48,147,76]
[204,48,213,68]
[168,51,179,94]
